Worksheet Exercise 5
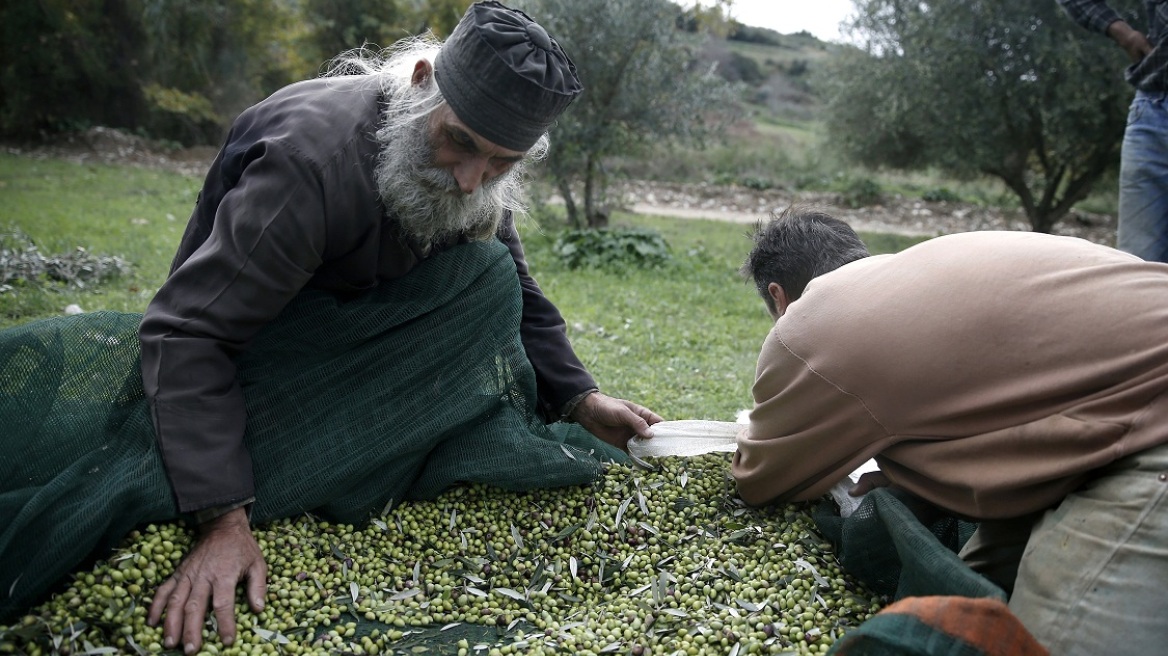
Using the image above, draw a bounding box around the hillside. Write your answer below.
[698,24,839,122]
[600,24,848,196]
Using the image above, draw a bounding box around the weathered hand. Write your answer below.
[848,471,891,497]
[147,507,267,654]
[570,392,663,452]
[1107,20,1154,63]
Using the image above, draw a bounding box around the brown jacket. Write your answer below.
[733,231,1168,519]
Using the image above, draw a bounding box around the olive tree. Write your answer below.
[519,0,740,228]
[823,0,1134,233]
[302,0,479,61]
[0,0,302,144]
[303,0,406,64]
[0,0,148,138]
[406,0,474,37]
[140,0,303,142]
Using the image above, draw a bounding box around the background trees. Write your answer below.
[1,0,150,139]
[302,0,405,67]
[519,0,740,228]
[0,0,468,145]
[139,0,305,143]
[0,0,1141,234]
[1,0,305,144]
[297,0,467,65]
[822,0,1134,232]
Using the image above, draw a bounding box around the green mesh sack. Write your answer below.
[815,488,1004,602]
[0,239,618,621]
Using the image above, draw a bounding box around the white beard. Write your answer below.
[374,107,519,246]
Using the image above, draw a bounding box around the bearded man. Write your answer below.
[135,2,661,651]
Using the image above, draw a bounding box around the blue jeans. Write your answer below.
[1118,91,1168,262]
[1007,441,1168,655]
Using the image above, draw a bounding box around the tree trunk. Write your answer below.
[1030,209,1057,234]
[584,155,608,228]
[557,178,581,228]
[991,168,1053,233]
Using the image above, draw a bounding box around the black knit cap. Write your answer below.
[433,1,583,152]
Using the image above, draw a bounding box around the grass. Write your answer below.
[0,151,923,421]
[520,212,772,420]
[608,119,825,190]
[520,211,922,420]
[0,152,199,326]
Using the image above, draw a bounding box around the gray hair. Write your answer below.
[324,40,551,243]
[741,205,871,313]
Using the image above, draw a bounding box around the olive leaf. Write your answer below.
[493,587,526,602]
[615,497,632,527]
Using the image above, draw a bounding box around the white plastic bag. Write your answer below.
[628,420,740,458]
[829,478,864,518]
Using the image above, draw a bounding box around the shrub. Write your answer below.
[833,175,885,208]
[921,186,961,203]
[552,228,671,270]
[0,229,131,294]
[739,176,775,191]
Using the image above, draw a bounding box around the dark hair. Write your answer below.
[741,205,871,313]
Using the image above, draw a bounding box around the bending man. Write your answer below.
[733,207,1168,655]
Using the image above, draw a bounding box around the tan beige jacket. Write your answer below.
[733,231,1168,519]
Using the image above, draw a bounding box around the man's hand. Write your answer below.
[147,507,267,654]
[570,392,663,451]
[849,471,891,497]
[1107,20,1154,64]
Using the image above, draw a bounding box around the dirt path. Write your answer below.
[627,200,934,237]
[613,180,1117,245]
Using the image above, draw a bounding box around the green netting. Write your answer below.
[0,239,621,622]
[815,488,1004,602]
[815,491,1020,655]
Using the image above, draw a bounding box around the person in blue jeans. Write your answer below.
[1059,0,1168,262]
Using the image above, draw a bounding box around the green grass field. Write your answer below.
[0,153,198,323]
[0,151,923,420]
